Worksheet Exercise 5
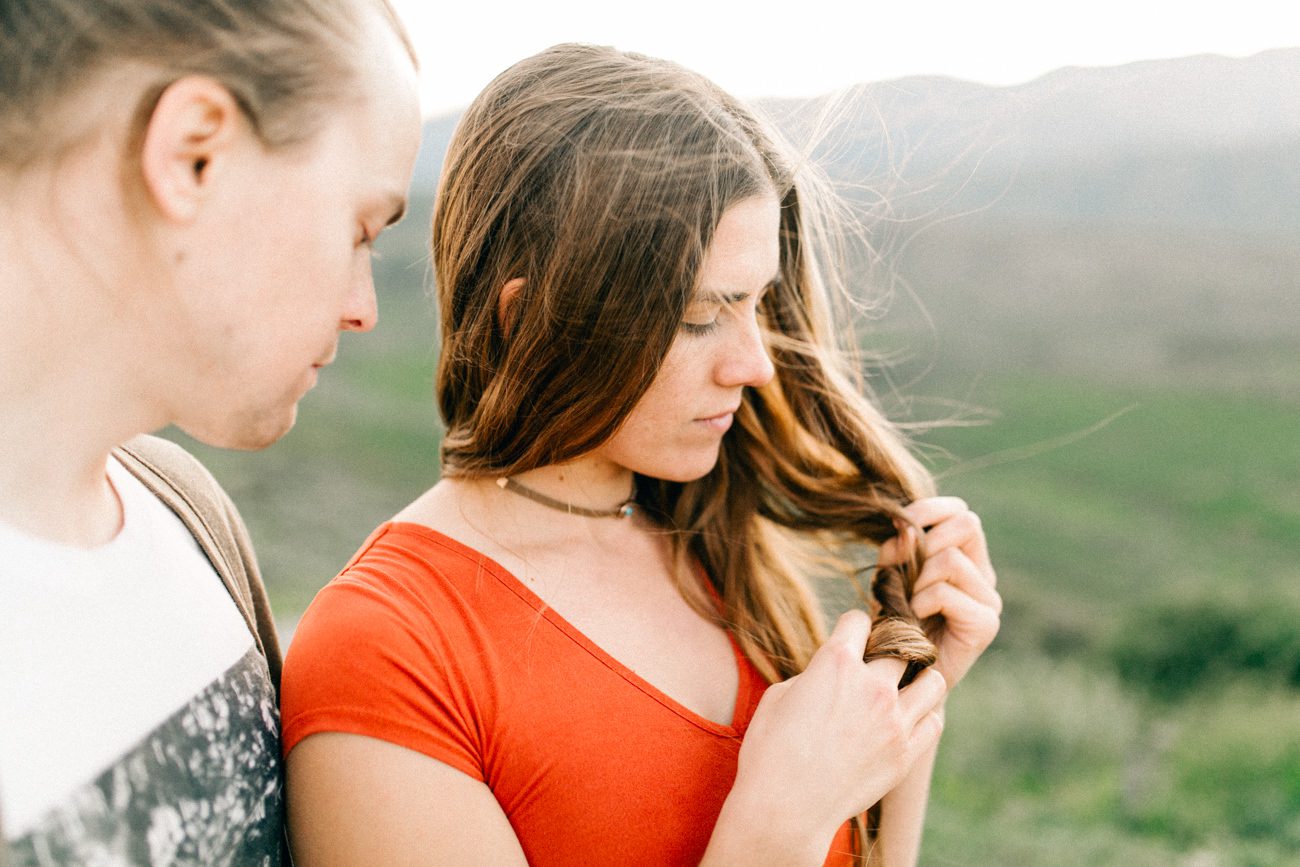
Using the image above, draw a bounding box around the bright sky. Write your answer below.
[390,0,1300,117]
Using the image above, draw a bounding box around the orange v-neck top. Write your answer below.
[281,522,853,865]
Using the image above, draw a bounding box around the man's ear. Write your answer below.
[138,76,246,223]
[497,277,526,333]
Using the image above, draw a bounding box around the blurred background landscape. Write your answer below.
[166,50,1300,864]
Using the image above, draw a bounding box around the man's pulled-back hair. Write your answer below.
[0,0,414,167]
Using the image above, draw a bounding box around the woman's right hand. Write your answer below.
[702,609,947,866]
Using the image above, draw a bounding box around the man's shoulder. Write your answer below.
[115,433,217,492]
[113,434,243,531]
[112,436,283,687]
[112,433,248,589]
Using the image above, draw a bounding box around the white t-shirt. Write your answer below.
[0,456,283,865]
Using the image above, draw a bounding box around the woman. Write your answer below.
[282,43,1000,866]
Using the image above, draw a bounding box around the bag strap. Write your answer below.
[112,435,282,687]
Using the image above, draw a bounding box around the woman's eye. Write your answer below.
[679,319,719,335]
[680,301,722,335]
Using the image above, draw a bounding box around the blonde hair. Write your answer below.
[0,0,415,167]
[434,43,938,858]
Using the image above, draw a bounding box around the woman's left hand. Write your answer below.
[878,496,1001,690]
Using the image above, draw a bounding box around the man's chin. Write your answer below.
[177,405,298,452]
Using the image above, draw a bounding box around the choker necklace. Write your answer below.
[496,476,637,519]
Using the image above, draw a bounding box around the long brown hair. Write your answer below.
[434,43,938,857]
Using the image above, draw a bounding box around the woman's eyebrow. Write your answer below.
[695,289,749,305]
[695,275,781,304]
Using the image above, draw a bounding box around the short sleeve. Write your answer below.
[280,543,488,783]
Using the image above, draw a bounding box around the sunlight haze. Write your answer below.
[390,0,1300,116]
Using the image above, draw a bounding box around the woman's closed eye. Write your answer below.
[680,300,723,335]
[680,282,776,336]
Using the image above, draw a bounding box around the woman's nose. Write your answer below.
[716,315,774,388]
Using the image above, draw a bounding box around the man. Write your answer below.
[0,0,422,861]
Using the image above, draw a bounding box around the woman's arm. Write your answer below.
[873,497,1001,865]
[875,704,942,865]
[286,733,528,866]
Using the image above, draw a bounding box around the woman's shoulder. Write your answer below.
[390,478,503,557]
[282,517,522,698]
[318,517,517,618]
[296,476,553,645]
[285,485,513,656]
[388,478,552,582]
[280,518,513,761]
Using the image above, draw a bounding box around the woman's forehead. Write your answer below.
[694,195,782,297]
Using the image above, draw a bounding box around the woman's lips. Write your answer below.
[696,411,735,433]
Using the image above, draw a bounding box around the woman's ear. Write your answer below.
[138,76,245,223]
[497,277,526,332]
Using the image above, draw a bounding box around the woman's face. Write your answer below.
[590,193,780,483]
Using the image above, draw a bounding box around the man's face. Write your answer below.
[164,21,422,450]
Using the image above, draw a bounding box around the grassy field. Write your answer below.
[165,218,1300,862]
[911,373,1300,864]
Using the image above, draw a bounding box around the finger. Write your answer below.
[861,654,907,686]
[878,521,923,569]
[911,582,1001,639]
[878,532,909,571]
[906,710,945,765]
[919,509,994,576]
[912,548,1001,612]
[825,608,873,660]
[899,497,969,530]
[877,533,903,568]
[898,666,946,722]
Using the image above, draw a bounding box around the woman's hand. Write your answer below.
[704,610,947,865]
[879,496,1001,690]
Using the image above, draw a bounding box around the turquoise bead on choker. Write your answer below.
[496,477,637,519]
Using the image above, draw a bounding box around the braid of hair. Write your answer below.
[863,546,940,687]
